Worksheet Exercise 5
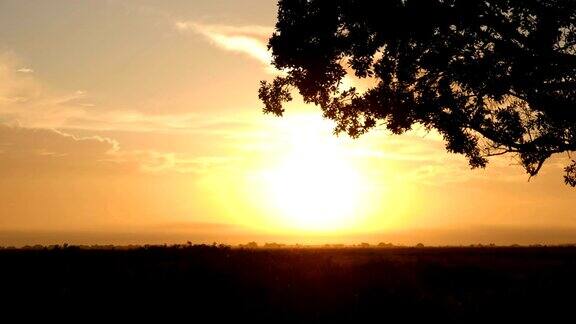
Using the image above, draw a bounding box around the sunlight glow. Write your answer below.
[261,114,366,232]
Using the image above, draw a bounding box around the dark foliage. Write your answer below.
[259,0,576,185]
[2,246,576,322]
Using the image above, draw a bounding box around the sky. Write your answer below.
[0,0,575,246]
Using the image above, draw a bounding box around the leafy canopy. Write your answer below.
[259,0,576,186]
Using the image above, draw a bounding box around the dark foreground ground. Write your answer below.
[2,246,576,322]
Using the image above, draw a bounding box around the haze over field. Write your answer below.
[1,0,575,246]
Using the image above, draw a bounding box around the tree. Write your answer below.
[259,0,576,186]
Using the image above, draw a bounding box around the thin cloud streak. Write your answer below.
[175,21,276,73]
[0,123,242,176]
[16,67,34,74]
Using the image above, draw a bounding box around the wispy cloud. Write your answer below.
[0,123,241,176]
[175,21,276,73]
[0,123,119,174]
[16,67,33,74]
[0,52,261,133]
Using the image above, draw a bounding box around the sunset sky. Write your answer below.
[1,0,575,246]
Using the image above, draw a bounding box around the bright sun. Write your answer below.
[262,114,365,232]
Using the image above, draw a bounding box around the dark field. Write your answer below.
[2,246,576,322]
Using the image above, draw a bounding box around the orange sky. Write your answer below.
[0,0,575,246]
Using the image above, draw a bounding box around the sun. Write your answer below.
[261,115,365,232]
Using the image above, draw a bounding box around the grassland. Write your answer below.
[2,245,575,322]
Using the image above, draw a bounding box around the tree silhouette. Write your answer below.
[259,0,576,185]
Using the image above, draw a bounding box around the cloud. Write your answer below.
[0,123,120,175]
[338,125,536,186]
[16,67,34,74]
[175,21,276,73]
[110,149,241,174]
[0,52,258,176]
[0,122,246,178]
[175,22,273,38]
[0,53,100,128]
[0,52,264,134]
